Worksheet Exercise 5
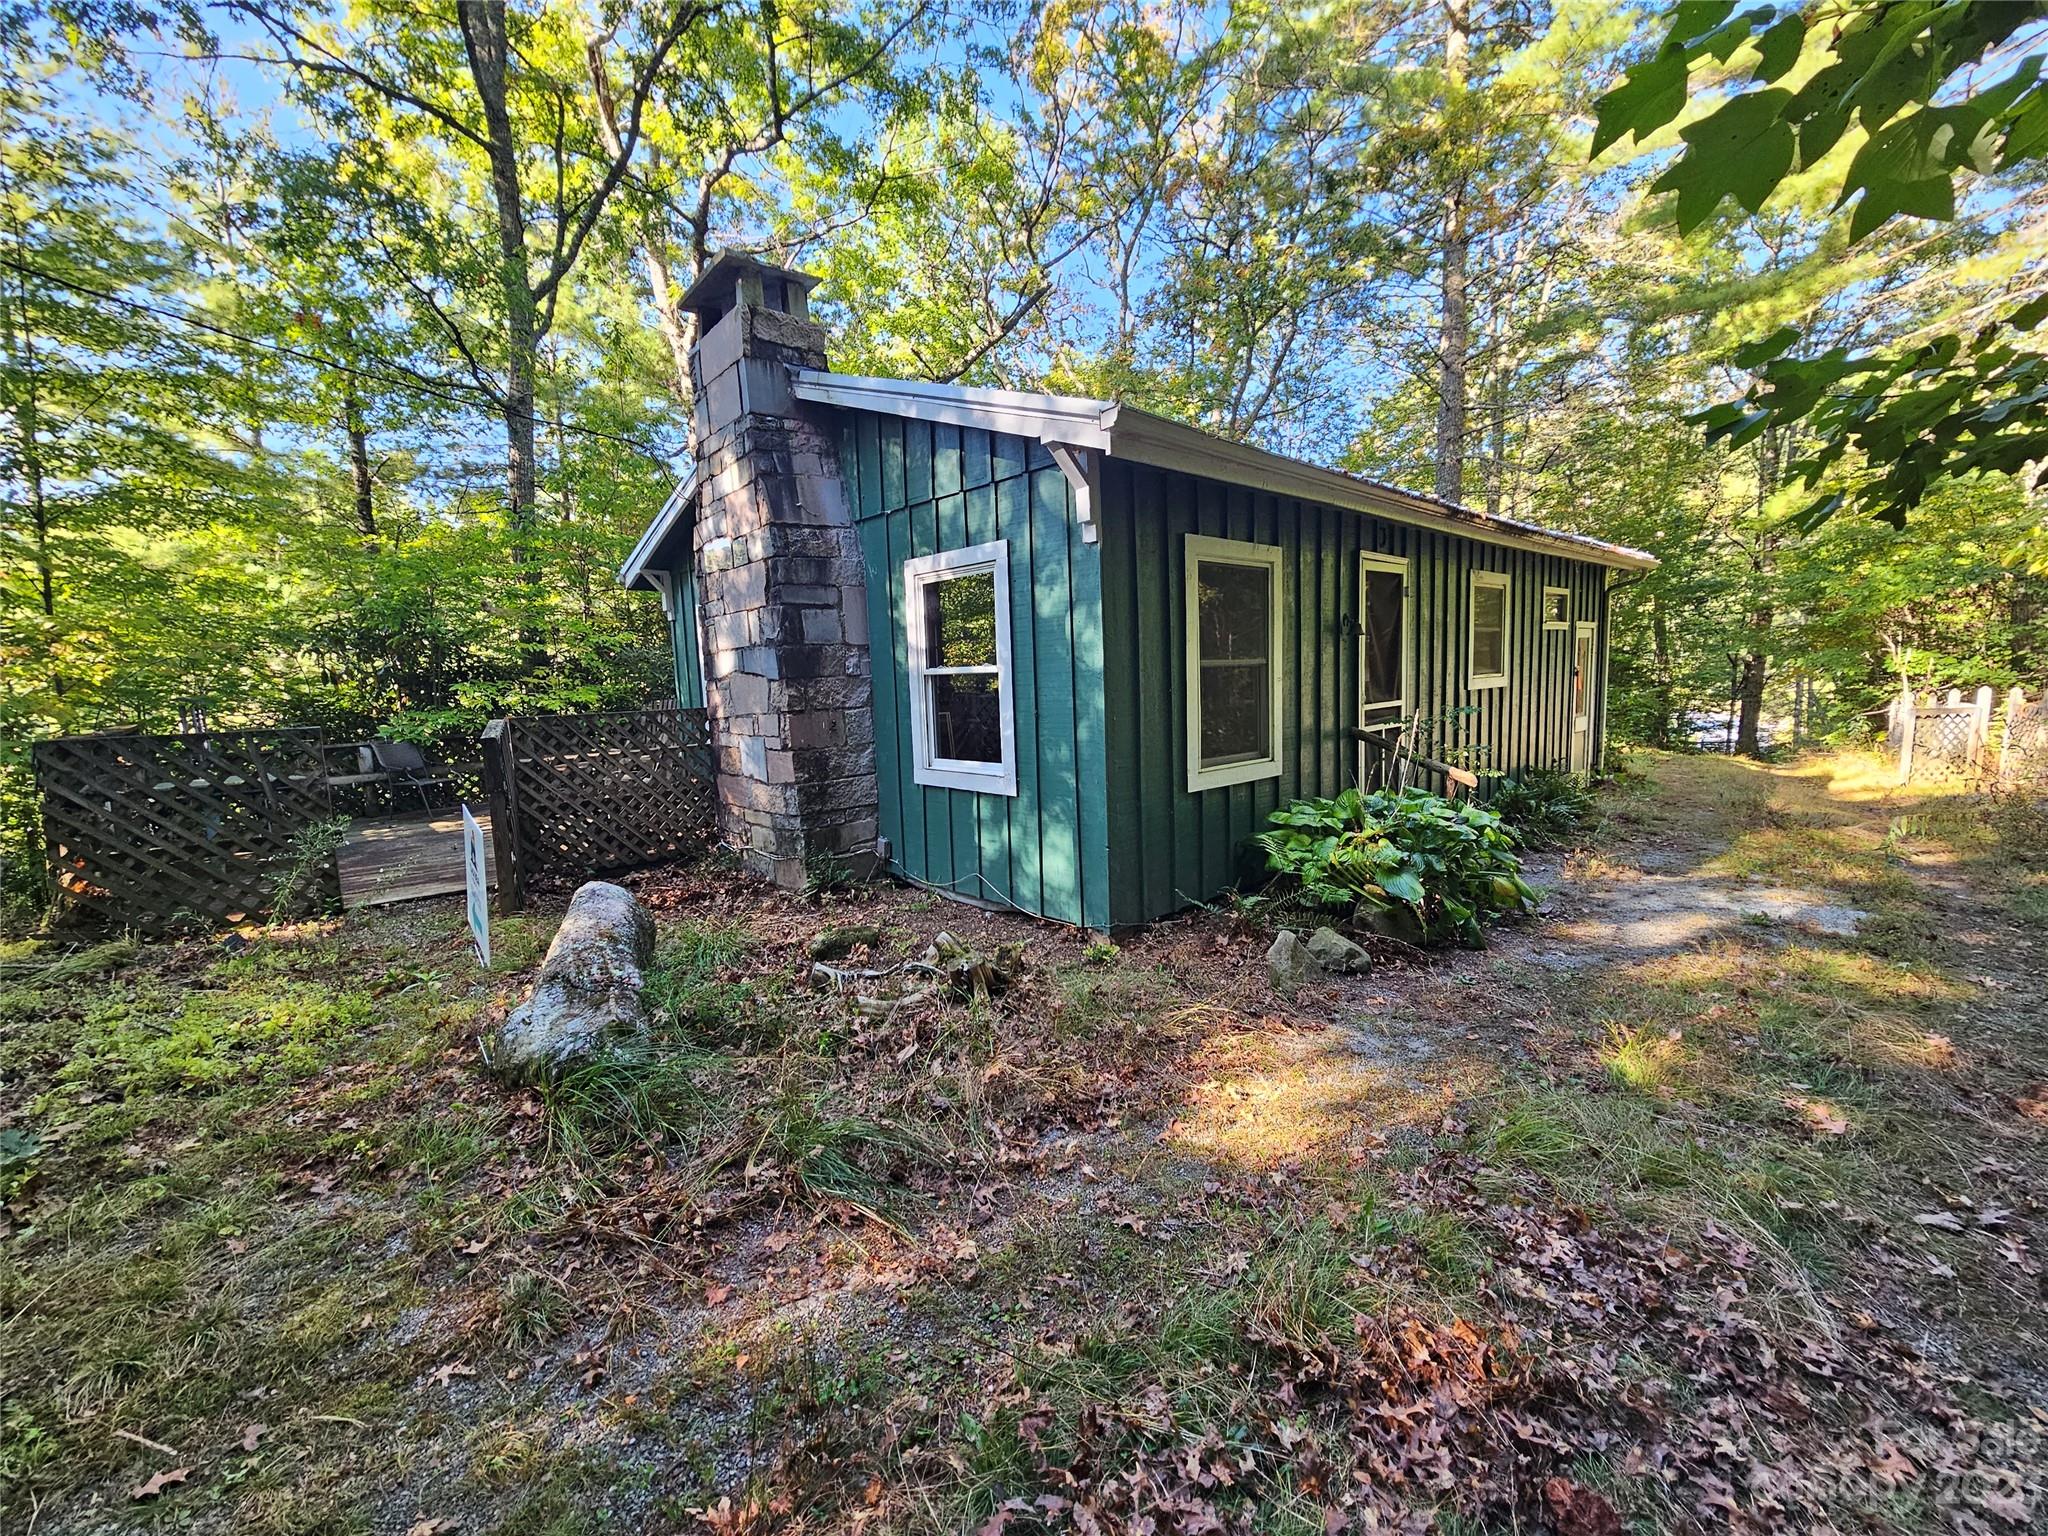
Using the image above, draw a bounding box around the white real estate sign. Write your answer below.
[461,803,490,968]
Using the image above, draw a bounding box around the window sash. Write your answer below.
[1470,572,1509,688]
[905,541,1017,796]
[1185,536,1284,791]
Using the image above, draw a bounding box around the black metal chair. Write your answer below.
[367,739,458,813]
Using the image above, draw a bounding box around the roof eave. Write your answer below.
[1102,407,1659,571]
[786,371,1657,571]
[618,472,696,591]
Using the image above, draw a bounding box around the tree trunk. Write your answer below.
[1433,0,1470,506]
[584,37,694,403]
[1650,598,1674,748]
[1736,643,1769,756]
[343,387,376,536]
[6,226,61,706]
[1737,427,1781,757]
[457,0,543,656]
[1484,350,1507,518]
[637,200,694,405]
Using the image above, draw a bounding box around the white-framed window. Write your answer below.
[1470,570,1510,689]
[1541,586,1571,631]
[1185,534,1284,791]
[905,540,1016,795]
[1359,553,1409,731]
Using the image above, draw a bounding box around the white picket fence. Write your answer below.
[1888,686,2045,787]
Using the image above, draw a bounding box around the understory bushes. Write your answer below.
[1488,767,1597,847]
[1255,787,1536,946]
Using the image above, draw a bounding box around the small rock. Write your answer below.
[1306,926,1370,974]
[1267,929,1322,991]
[483,881,654,1085]
[808,923,882,962]
[1359,902,1427,946]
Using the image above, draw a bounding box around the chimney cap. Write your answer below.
[678,250,821,325]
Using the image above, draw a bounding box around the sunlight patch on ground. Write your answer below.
[1535,876,1867,965]
[1162,1026,1494,1169]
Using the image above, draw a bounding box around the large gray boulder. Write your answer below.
[483,881,655,1085]
[1306,926,1370,975]
[1267,929,1322,992]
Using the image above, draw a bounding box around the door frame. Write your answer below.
[1357,552,1411,785]
[1571,620,1597,773]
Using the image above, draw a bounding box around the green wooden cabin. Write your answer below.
[626,353,1655,932]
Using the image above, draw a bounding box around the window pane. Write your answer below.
[1545,591,1568,626]
[1363,568,1404,707]
[931,673,1002,762]
[1473,583,1505,676]
[1201,661,1270,765]
[925,570,997,669]
[1197,562,1270,662]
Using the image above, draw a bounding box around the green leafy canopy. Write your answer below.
[1593,1,2048,532]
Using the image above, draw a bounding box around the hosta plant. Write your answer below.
[1255,787,1536,947]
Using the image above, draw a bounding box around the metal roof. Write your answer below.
[789,372,1658,571]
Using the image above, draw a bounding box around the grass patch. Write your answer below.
[538,1042,715,1160]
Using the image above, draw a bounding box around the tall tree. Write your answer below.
[227,0,711,564]
[1433,0,1470,502]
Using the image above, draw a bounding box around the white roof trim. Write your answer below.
[789,371,1657,571]
[791,372,1115,452]
[619,470,696,591]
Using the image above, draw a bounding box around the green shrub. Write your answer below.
[1488,768,1596,847]
[1255,787,1535,946]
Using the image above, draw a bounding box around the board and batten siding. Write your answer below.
[667,549,707,709]
[831,407,1612,932]
[1096,456,1610,928]
[838,409,1111,929]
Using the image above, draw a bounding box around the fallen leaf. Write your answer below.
[130,1467,190,1501]
[762,1231,796,1254]
[1914,1211,1965,1231]
[406,1519,461,1536]
[704,1282,733,1306]
[1978,1490,2029,1524]
[1782,1096,1848,1137]
[240,1422,268,1452]
[1542,1476,1621,1536]
[428,1361,475,1388]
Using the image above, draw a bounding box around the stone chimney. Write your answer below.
[680,252,879,888]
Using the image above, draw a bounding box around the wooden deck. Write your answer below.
[337,811,493,909]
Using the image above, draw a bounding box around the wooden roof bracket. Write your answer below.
[644,568,676,620]
[1044,442,1098,545]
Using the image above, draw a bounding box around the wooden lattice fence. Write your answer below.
[481,706,715,911]
[1890,685,2048,788]
[34,728,336,933]
[1999,692,2048,789]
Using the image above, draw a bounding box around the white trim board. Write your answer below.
[788,370,1656,571]
[904,540,1018,797]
